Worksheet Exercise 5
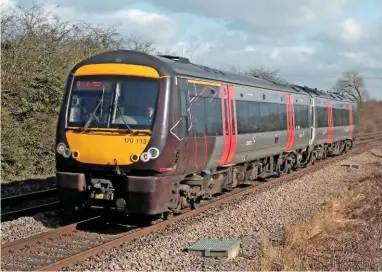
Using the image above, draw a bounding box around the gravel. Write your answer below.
[2,144,380,270]
[64,145,382,271]
[1,211,62,245]
[1,176,56,198]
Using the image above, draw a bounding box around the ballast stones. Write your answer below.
[186,238,240,258]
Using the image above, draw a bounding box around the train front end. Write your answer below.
[55,51,181,216]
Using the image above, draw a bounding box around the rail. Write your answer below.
[1,189,59,222]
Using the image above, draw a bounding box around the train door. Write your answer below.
[219,85,237,166]
[348,103,353,138]
[309,98,315,146]
[284,94,295,151]
[325,101,333,143]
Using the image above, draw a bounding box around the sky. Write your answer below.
[3,0,382,99]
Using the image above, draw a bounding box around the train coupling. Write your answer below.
[89,178,115,201]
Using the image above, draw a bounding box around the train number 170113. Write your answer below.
[124,138,147,144]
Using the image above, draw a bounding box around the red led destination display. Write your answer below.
[75,81,104,90]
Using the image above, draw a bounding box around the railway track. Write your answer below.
[1,137,381,272]
[356,131,382,143]
[1,189,59,222]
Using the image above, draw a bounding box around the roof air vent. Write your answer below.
[157,55,190,63]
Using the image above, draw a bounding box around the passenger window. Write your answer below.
[248,101,260,133]
[236,100,249,134]
[269,103,280,131]
[259,103,270,132]
[344,108,349,126]
[205,98,223,136]
[190,97,206,137]
[300,105,309,129]
[279,103,287,130]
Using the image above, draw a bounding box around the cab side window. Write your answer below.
[178,78,190,138]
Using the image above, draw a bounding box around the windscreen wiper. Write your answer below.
[82,99,103,131]
[116,104,133,134]
[131,130,152,135]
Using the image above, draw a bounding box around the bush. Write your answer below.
[1,4,155,181]
[358,100,382,134]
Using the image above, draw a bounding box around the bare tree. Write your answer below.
[333,71,369,103]
[246,67,289,84]
[223,65,289,84]
[224,64,245,74]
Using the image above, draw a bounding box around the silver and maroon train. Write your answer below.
[55,50,358,218]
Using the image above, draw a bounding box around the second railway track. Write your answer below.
[1,137,381,272]
[1,189,59,222]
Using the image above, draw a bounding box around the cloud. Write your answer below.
[0,0,16,9]
[97,9,179,43]
[37,4,179,44]
[338,18,363,43]
[8,0,382,99]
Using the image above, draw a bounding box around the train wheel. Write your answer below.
[163,211,173,220]
[190,198,200,210]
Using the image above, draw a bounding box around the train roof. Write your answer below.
[290,84,354,102]
[73,50,355,103]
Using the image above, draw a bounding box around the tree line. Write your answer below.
[0,4,373,181]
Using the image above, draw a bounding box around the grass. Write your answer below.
[358,100,382,133]
[259,172,382,271]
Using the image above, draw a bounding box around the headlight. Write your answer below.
[148,147,160,159]
[140,152,150,162]
[130,154,139,162]
[57,143,66,154]
[72,151,79,158]
[63,148,72,158]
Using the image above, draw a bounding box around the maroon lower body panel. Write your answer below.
[126,174,181,214]
[56,172,181,215]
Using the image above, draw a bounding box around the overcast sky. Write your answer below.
[4,0,382,99]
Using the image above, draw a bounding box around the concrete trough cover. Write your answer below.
[341,163,361,169]
[186,239,240,258]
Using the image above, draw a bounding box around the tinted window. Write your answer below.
[68,77,159,130]
[235,100,289,134]
[294,105,301,129]
[343,108,349,126]
[259,103,270,132]
[269,103,280,131]
[205,98,223,136]
[69,80,113,126]
[236,100,249,134]
[187,82,224,137]
[316,106,328,128]
[190,97,205,137]
[294,104,309,129]
[279,103,287,130]
[333,108,341,127]
[179,79,189,137]
[248,101,260,133]
[112,79,159,129]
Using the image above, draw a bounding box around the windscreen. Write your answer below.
[68,76,159,130]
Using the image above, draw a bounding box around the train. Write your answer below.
[55,50,358,219]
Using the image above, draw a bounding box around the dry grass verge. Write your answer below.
[358,100,382,133]
[259,169,382,271]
